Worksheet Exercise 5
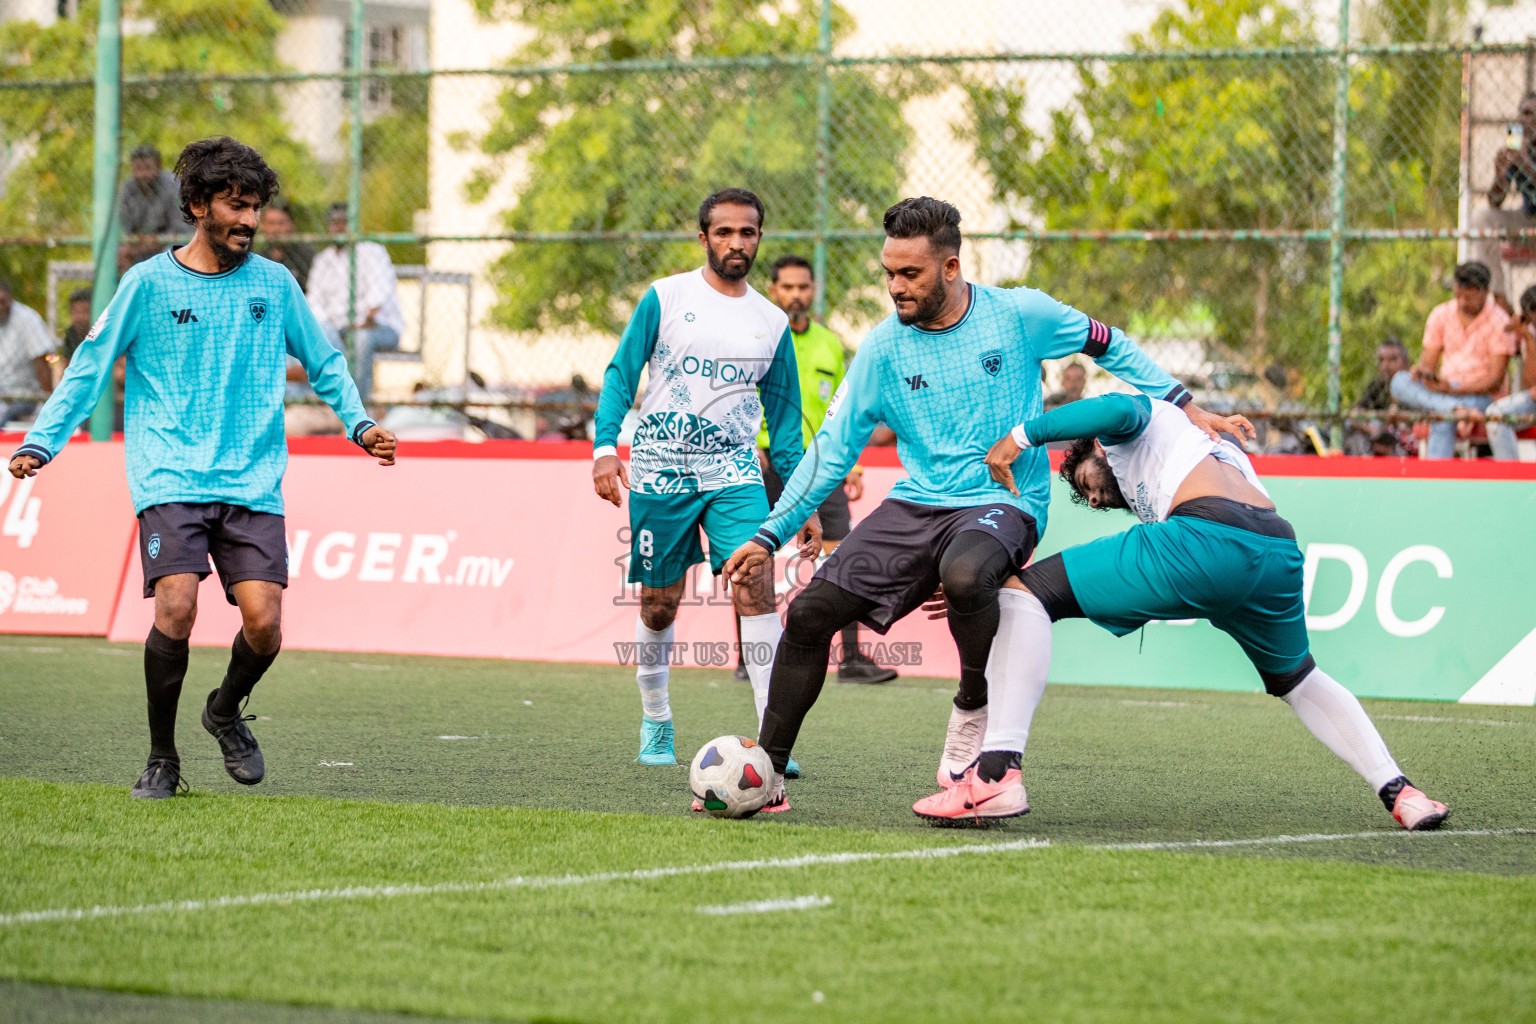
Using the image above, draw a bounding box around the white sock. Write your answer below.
[1282,667,1402,792]
[635,617,673,722]
[738,611,783,729]
[979,589,1052,754]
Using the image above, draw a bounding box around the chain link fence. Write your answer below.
[2,0,1534,450]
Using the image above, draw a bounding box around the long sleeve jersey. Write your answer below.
[1016,393,1267,523]
[758,283,1190,544]
[592,268,804,493]
[13,251,373,515]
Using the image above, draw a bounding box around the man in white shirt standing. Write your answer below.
[0,278,55,426]
[306,202,406,404]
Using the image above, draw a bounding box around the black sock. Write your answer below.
[144,626,189,760]
[839,623,861,664]
[947,604,997,711]
[977,750,1020,783]
[760,635,831,774]
[209,630,279,720]
[1378,775,1411,812]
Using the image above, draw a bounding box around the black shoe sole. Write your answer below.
[837,667,898,684]
[913,806,1030,826]
[1408,809,1450,831]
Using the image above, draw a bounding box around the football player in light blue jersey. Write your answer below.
[8,137,398,800]
[724,197,1232,811]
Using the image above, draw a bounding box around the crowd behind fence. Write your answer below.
[3,0,1536,455]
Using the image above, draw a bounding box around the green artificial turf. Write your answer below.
[1,637,1534,1023]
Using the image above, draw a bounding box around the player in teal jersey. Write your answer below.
[8,137,397,800]
[724,197,1231,810]
[911,393,1449,831]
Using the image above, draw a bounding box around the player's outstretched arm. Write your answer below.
[282,274,378,448]
[987,394,1152,495]
[359,425,397,466]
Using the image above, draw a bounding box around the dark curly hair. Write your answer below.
[173,137,279,225]
[1058,437,1103,509]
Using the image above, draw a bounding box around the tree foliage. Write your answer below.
[961,0,1464,404]
[466,0,924,333]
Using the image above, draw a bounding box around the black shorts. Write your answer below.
[815,498,1037,633]
[139,502,288,604]
[761,449,852,542]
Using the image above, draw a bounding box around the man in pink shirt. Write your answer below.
[1390,262,1515,458]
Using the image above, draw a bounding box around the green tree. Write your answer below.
[0,0,325,306]
[465,0,923,333]
[961,0,1461,405]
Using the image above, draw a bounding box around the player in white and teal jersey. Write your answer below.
[911,392,1450,832]
[8,137,398,801]
[723,197,1229,812]
[591,188,818,774]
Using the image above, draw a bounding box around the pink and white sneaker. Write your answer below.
[913,766,1030,822]
[759,772,791,813]
[937,704,987,789]
[1391,785,1449,831]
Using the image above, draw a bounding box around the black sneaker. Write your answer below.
[733,662,750,682]
[837,651,898,684]
[201,690,265,785]
[130,756,186,799]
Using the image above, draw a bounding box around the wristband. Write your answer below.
[1010,424,1031,449]
[593,444,618,460]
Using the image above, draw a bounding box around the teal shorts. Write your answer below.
[628,485,770,588]
[1059,511,1312,688]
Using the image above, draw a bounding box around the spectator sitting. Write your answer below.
[1469,94,1536,311]
[1044,361,1086,411]
[117,143,182,272]
[305,202,405,405]
[257,204,315,290]
[60,288,93,361]
[0,278,56,427]
[1482,284,1536,461]
[1343,337,1412,456]
[1390,261,1513,458]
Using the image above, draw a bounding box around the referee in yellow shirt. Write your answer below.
[735,255,897,684]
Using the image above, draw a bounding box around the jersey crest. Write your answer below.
[249,297,268,323]
[980,351,1002,377]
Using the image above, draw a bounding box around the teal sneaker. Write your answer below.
[636,718,677,765]
[785,757,801,779]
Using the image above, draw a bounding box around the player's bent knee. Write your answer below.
[1260,654,1316,698]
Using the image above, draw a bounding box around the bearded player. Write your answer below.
[911,392,1449,832]
[9,137,396,799]
[723,197,1229,811]
[592,188,818,771]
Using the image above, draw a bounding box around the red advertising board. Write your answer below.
[102,448,958,674]
[0,437,136,636]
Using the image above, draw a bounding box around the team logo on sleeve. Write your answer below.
[980,351,1003,377]
[249,298,268,323]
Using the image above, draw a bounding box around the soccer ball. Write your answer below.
[689,735,774,818]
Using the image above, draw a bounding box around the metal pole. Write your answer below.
[346,0,365,382]
[87,0,121,442]
[811,0,831,318]
[1325,0,1350,449]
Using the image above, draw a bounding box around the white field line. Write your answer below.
[3,829,1532,931]
[1376,714,1530,728]
[697,894,833,915]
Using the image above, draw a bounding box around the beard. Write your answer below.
[1089,453,1129,510]
[707,244,754,282]
[203,217,254,270]
[895,276,948,325]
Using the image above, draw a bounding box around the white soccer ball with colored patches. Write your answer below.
[689,735,774,818]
